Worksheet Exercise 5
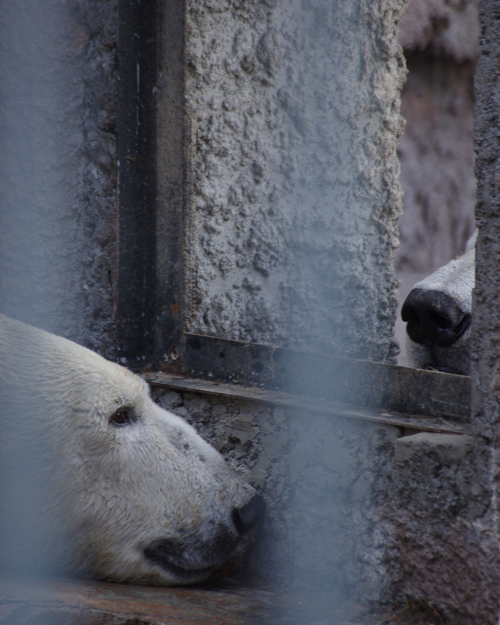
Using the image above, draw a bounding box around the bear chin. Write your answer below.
[143,531,239,584]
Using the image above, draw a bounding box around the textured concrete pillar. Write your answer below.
[392,1,500,621]
[181,0,407,362]
[470,1,500,622]
[390,5,500,620]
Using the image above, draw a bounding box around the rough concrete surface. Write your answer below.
[395,0,478,276]
[0,0,118,357]
[395,53,476,274]
[183,0,406,363]
[460,1,500,624]
[394,432,499,624]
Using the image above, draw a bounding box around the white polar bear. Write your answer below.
[401,238,475,376]
[0,314,264,585]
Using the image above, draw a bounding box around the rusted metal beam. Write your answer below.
[146,369,471,436]
[156,333,470,429]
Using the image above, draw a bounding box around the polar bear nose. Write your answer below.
[231,493,266,536]
[402,288,471,349]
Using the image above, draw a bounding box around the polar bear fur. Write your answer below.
[0,314,260,585]
[403,242,475,375]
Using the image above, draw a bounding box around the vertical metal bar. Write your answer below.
[155,0,186,363]
[116,0,160,368]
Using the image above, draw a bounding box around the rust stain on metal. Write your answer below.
[170,292,180,317]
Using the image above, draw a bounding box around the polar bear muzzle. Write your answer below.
[402,247,474,375]
[143,492,265,583]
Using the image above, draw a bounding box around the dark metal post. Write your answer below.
[117,0,186,369]
[116,0,160,367]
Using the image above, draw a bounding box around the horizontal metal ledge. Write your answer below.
[145,372,471,435]
[157,334,471,424]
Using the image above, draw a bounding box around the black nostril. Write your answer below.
[402,288,471,348]
[232,493,266,536]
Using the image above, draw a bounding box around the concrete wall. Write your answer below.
[0,0,405,366]
[169,1,408,603]
[393,430,498,624]
[396,0,478,274]
[176,3,410,600]
[470,0,500,619]
[183,0,406,362]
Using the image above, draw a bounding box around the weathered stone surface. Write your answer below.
[183,0,406,362]
[0,0,406,364]
[395,432,500,624]
[395,0,478,279]
[395,433,479,514]
[395,52,476,274]
[460,1,500,623]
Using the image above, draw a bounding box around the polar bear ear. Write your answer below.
[109,408,134,427]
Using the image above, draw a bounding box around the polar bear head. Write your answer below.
[401,246,475,376]
[0,314,264,585]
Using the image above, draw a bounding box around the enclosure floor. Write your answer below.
[0,576,443,624]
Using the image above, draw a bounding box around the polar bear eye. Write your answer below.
[110,410,132,427]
